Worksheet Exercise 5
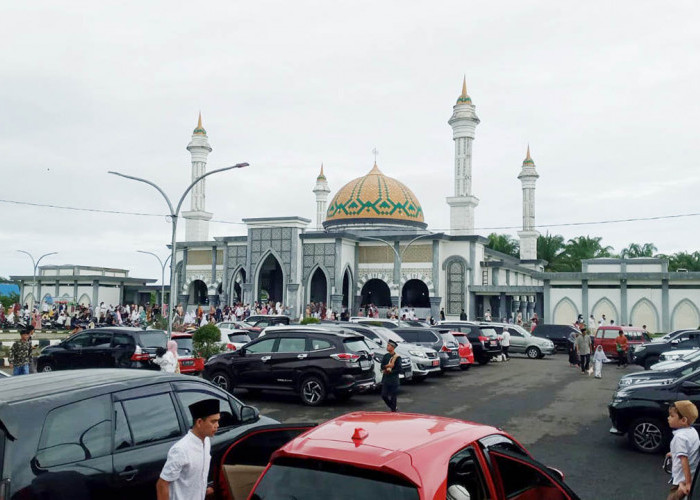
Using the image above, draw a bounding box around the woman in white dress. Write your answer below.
[154,340,180,373]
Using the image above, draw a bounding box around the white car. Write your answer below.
[213,324,252,351]
[652,349,700,370]
[361,326,441,381]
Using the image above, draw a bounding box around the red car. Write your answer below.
[593,326,651,359]
[214,412,579,500]
[171,333,205,375]
[451,331,475,369]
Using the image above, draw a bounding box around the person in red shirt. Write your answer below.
[615,331,629,368]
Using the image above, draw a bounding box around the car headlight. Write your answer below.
[618,378,635,386]
[634,345,645,353]
[408,350,427,358]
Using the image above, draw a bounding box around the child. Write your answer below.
[666,400,700,499]
[592,345,608,379]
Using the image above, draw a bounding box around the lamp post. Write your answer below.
[137,250,172,318]
[360,233,441,326]
[110,163,249,337]
[17,250,57,309]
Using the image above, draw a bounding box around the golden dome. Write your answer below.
[324,163,426,229]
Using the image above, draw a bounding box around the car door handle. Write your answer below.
[118,468,138,481]
[297,353,308,359]
[261,356,271,362]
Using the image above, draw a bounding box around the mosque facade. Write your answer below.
[174,82,700,330]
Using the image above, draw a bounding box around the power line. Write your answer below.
[1,197,699,231]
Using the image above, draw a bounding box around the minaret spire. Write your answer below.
[183,113,213,241]
[313,162,331,230]
[518,145,540,262]
[461,76,467,98]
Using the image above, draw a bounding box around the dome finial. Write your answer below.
[193,112,207,135]
[523,144,534,165]
[317,163,326,180]
[456,76,472,104]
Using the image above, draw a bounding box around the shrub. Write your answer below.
[193,323,224,360]
[300,317,321,325]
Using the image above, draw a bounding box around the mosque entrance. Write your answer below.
[309,268,328,304]
[342,270,351,308]
[401,279,430,308]
[231,268,246,304]
[360,279,391,307]
[258,254,283,303]
[188,280,208,305]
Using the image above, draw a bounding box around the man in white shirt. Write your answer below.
[157,399,220,500]
[501,328,511,361]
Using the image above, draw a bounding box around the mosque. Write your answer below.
[173,80,700,331]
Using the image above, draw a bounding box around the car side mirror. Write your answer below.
[240,405,259,423]
[671,340,680,345]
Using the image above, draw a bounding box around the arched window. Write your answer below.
[446,260,465,315]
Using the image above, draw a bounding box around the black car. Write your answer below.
[203,329,376,406]
[618,358,700,389]
[633,330,700,369]
[0,369,277,499]
[393,327,461,371]
[36,327,167,372]
[439,322,502,365]
[531,324,580,352]
[609,369,700,453]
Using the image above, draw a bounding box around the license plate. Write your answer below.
[360,360,371,370]
[461,358,467,362]
[432,360,440,366]
[489,341,495,347]
[183,360,194,366]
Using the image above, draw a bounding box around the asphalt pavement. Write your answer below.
[232,354,670,500]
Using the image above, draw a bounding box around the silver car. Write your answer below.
[485,323,555,358]
[363,326,441,381]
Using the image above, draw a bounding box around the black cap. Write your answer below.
[21,325,34,335]
[189,398,220,421]
[388,340,398,348]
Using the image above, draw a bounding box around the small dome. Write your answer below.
[324,163,426,229]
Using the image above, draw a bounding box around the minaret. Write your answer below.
[182,113,213,241]
[446,76,480,235]
[518,145,540,261]
[312,164,330,230]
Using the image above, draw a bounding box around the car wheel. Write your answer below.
[526,346,541,359]
[460,364,470,371]
[39,362,54,373]
[628,417,669,454]
[210,371,233,393]
[644,357,659,370]
[300,376,327,406]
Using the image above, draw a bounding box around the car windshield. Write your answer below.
[479,327,499,339]
[344,338,374,354]
[138,331,167,348]
[453,335,470,345]
[371,326,406,344]
[228,333,252,344]
[173,337,193,355]
[440,332,458,347]
[252,459,419,500]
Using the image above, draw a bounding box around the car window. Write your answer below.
[344,338,373,353]
[113,332,135,347]
[417,331,439,343]
[228,333,252,344]
[176,389,239,429]
[448,447,488,500]
[173,337,194,355]
[36,396,112,467]
[454,335,470,346]
[310,339,333,351]
[479,328,499,339]
[64,333,92,348]
[114,402,133,450]
[138,331,167,348]
[490,451,566,499]
[395,330,417,343]
[276,337,307,353]
[441,332,458,347]
[507,328,523,337]
[88,332,112,347]
[603,330,618,339]
[121,393,181,446]
[246,338,277,354]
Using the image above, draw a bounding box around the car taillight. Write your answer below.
[331,353,360,362]
[441,344,450,352]
[130,345,150,361]
[227,343,237,351]
[478,336,489,343]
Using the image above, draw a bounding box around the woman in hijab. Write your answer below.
[154,340,179,373]
[593,344,609,379]
[568,330,579,368]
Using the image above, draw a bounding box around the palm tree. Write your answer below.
[669,252,700,271]
[620,243,658,258]
[537,233,566,271]
[559,236,614,271]
[485,233,519,258]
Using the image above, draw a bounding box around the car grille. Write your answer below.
[426,352,437,359]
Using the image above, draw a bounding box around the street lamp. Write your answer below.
[360,233,442,326]
[109,163,249,337]
[137,250,172,318]
[17,250,58,309]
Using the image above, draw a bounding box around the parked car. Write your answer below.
[244,315,291,328]
[203,328,376,406]
[609,368,700,453]
[393,327,461,372]
[632,330,700,370]
[450,331,475,369]
[350,317,400,328]
[216,411,580,500]
[0,371,9,379]
[171,332,205,375]
[0,369,272,499]
[485,323,555,359]
[36,327,167,372]
[439,321,502,365]
[654,349,700,371]
[218,320,263,339]
[651,329,695,343]
[531,324,580,352]
[618,359,700,389]
[594,326,652,361]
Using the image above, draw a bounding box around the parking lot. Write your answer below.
[232,353,669,500]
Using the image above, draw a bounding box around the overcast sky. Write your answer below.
[2,1,699,283]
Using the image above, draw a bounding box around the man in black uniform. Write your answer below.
[380,340,402,412]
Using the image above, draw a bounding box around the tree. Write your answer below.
[668,252,700,272]
[620,243,658,258]
[193,323,224,360]
[537,233,566,271]
[485,233,519,258]
[559,236,614,271]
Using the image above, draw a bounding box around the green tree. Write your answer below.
[485,233,519,258]
[192,323,224,360]
[537,233,566,271]
[0,292,19,309]
[300,317,321,325]
[668,252,700,272]
[620,243,658,258]
[559,236,614,271]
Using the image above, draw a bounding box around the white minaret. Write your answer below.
[447,77,480,235]
[312,164,330,230]
[518,145,540,261]
[182,113,213,241]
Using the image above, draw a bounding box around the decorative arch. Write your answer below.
[399,272,435,294]
[442,255,471,271]
[307,264,331,304]
[552,297,579,325]
[360,278,392,308]
[630,298,660,332]
[356,272,394,293]
[671,299,700,331]
[401,279,430,308]
[443,256,468,316]
[341,265,353,309]
[77,293,91,306]
[23,292,35,307]
[254,249,286,303]
[591,297,619,325]
[181,274,210,294]
[228,266,247,305]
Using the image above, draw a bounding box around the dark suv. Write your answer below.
[439,322,502,365]
[36,327,167,372]
[203,329,376,406]
[531,324,580,352]
[0,369,273,499]
[393,327,461,371]
[632,330,700,369]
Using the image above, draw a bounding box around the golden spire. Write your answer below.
[524,144,534,164]
[197,112,202,129]
[193,112,206,135]
[317,163,326,180]
[461,75,467,99]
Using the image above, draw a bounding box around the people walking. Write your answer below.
[501,328,511,361]
[615,330,628,368]
[593,345,608,378]
[157,399,220,500]
[568,330,579,367]
[380,340,402,412]
[575,327,591,374]
[9,325,34,375]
